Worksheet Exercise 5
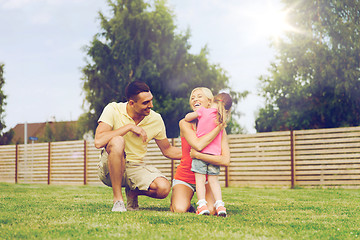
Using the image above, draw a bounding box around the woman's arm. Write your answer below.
[190,131,230,167]
[179,119,223,151]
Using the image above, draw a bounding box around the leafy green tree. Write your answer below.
[41,123,55,142]
[81,0,247,137]
[0,129,14,145]
[55,122,78,141]
[77,113,93,139]
[40,122,80,143]
[0,64,7,133]
[256,0,360,132]
[0,63,13,145]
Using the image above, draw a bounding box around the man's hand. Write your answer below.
[131,125,147,143]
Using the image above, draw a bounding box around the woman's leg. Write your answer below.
[170,183,194,213]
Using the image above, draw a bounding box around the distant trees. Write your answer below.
[0,129,14,145]
[0,64,13,145]
[0,64,7,133]
[256,0,360,132]
[81,0,247,137]
[39,122,81,143]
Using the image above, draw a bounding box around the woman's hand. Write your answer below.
[190,148,199,159]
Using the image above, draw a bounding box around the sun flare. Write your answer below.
[261,9,288,37]
[251,3,295,40]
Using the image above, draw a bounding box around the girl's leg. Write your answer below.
[208,175,227,217]
[207,175,222,201]
[170,183,194,213]
[194,173,207,204]
[205,183,216,215]
[195,173,210,215]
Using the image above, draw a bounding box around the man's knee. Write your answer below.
[154,178,171,199]
[107,136,125,154]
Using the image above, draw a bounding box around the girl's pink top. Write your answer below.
[196,107,222,155]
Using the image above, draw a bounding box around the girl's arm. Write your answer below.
[190,131,230,167]
[184,111,199,122]
[180,119,223,152]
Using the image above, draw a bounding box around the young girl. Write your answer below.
[185,92,232,217]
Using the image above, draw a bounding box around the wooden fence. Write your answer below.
[1,126,360,188]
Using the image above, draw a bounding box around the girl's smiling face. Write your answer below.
[189,89,211,111]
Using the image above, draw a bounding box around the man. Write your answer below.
[95,81,182,212]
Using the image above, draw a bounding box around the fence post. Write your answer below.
[84,140,87,185]
[15,144,18,184]
[290,130,296,188]
[225,166,229,187]
[48,142,51,185]
[171,138,175,181]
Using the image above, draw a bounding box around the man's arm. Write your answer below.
[155,138,182,160]
[94,122,147,149]
[190,131,230,167]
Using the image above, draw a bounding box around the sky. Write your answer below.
[0,0,284,134]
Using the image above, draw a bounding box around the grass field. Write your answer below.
[1,183,359,239]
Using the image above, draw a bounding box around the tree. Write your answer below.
[81,0,247,137]
[0,64,7,133]
[0,63,13,145]
[39,121,80,143]
[0,129,14,145]
[41,123,55,143]
[256,0,360,132]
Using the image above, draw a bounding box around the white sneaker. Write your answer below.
[112,200,126,212]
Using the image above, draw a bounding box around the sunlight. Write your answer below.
[251,3,296,40]
[260,8,289,37]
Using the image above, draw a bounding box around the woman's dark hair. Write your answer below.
[125,81,150,101]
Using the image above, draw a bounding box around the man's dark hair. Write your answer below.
[125,81,150,101]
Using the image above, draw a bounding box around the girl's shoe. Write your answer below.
[216,206,227,217]
[196,205,210,215]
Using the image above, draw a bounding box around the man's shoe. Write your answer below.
[112,200,126,212]
[196,205,210,215]
[216,206,227,217]
[125,187,139,211]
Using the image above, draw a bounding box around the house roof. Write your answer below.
[11,121,77,144]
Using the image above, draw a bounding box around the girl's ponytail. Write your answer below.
[214,93,233,125]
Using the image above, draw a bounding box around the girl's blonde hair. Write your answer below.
[189,87,214,106]
[213,93,233,125]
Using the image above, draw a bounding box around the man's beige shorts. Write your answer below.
[97,149,168,191]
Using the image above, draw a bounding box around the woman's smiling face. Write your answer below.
[189,89,211,111]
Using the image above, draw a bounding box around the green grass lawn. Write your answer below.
[1,183,359,239]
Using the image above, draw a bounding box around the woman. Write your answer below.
[170,87,231,214]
